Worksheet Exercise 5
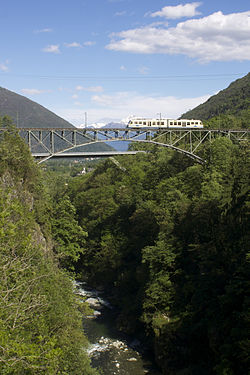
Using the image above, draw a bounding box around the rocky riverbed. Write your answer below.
[75,281,161,375]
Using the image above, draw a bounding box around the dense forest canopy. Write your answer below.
[62,135,249,374]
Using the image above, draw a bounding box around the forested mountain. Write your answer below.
[181,73,250,128]
[0,87,114,152]
[0,116,97,374]
[63,137,249,374]
[0,87,74,128]
[1,72,249,374]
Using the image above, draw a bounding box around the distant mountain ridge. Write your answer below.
[103,121,127,128]
[0,87,74,128]
[0,87,115,152]
[180,73,250,127]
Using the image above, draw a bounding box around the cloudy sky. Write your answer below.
[0,0,249,125]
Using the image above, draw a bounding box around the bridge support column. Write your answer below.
[27,130,31,149]
[50,131,54,154]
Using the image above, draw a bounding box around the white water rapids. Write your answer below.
[74,281,161,375]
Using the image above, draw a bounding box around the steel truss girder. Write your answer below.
[1,127,249,163]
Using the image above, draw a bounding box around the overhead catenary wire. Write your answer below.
[0,72,247,82]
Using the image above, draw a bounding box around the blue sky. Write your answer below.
[0,0,249,125]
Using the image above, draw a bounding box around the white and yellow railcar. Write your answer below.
[127,118,203,128]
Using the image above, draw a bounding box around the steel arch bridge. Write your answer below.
[5,127,250,164]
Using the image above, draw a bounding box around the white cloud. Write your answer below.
[138,66,149,75]
[42,44,60,54]
[106,10,250,62]
[151,2,202,19]
[75,85,104,92]
[120,65,126,71]
[72,94,79,99]
[57,91,210,125]
[147,21,169,28]
[21,89,50,95]
[34,28,53,33]
[83,41,96,46]
[87,86,104,92]
[115,11,127,16]
[0,60,9,72]
[65,42,81,48]
[76,85,84,91]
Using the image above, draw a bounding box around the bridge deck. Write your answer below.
[33,151,146,158]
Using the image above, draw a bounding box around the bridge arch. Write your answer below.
[37,138,205,164]
[10,127,248,164]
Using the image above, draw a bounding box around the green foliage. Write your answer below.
[0,117,97,374]
[50,195,88,269]
[0,117,41,190]
[205,111,250,129]
[65,135,249,374]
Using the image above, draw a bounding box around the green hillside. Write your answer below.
[0,87,74,128]
[180,73,250,128]
[0,120,98,374]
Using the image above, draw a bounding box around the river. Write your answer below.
[75,281,162,375]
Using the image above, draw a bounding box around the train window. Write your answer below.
[161,122,164,125]
[157,122,160,125]
[170,122,173,125]
[174,121,177,125]
[195,122,198,124]
[178,122,181,125]
[143,122,146,125]
[191,122,194,125]
[139,122,142,124]
[187,122,190,125]
[152,122,156,125]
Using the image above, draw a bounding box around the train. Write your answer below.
[127,118,203,128]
